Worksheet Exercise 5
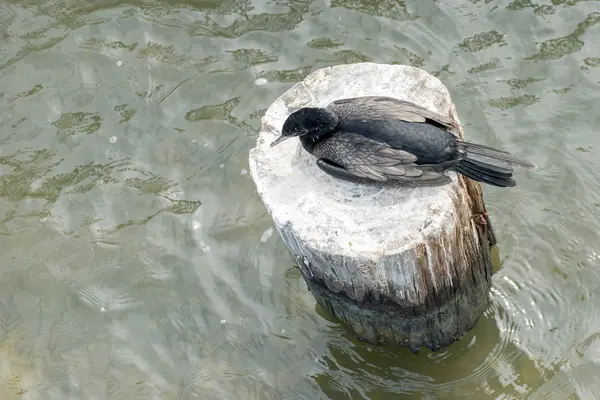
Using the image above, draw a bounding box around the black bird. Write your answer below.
[270,96,536,187]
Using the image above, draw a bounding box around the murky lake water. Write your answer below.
[0,0,599,398]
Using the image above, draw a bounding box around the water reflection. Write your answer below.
[457,31,507,53]
[0,0,598,398]
[312,307,545,399]
[330,0,416,21]
[525,12,600,61]
[184,0,315,38]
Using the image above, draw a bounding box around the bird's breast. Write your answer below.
[310,133,357,167]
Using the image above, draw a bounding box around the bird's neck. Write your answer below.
[299,129,333,154]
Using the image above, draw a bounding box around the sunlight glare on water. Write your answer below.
[0,0,599,399]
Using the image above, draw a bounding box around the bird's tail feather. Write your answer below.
[459,141,537,170]
[454,141,535,187]
[455,159,516,187]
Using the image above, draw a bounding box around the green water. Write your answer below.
[0,0,599,398]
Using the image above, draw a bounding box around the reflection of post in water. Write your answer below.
[249,63,532,352]
[310,304,548,399]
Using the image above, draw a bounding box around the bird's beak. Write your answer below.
[270,135,290,147]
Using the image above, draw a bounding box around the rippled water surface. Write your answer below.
[0,0,599,398]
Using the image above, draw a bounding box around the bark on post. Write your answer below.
[248,63,494,352]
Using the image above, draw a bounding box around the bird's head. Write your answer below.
[270,107,339,147]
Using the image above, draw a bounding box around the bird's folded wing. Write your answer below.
[340,134,447,183]
[328,96,459,132]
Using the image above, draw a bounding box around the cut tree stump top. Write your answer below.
[248,62,472,305]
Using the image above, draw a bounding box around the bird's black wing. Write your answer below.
[327,96,459,132]
[317,132,452,185]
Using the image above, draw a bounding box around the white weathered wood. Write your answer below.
[249,63,493,351]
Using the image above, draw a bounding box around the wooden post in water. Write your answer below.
[248,63,494,352]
